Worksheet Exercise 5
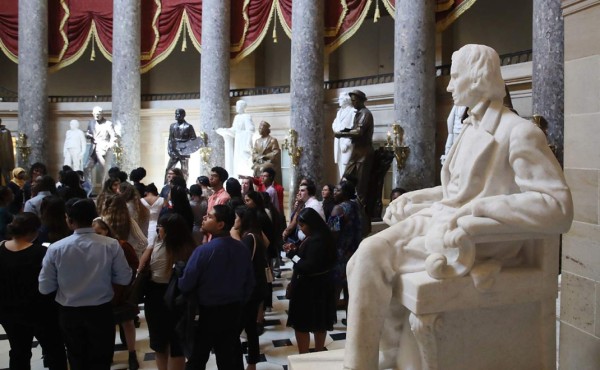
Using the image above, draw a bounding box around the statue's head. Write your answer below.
[447,44,506,107]
[69,119,80,130]
[175,108,186,122]
[258,121,271,136]
[92,106,103,121]
[348,90,367,110]
[236,100,247,114]
[338,92,351,108]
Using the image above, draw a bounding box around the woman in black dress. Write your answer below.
[285,207,337,354]
[231,206,269,370]
[0,212,67,369]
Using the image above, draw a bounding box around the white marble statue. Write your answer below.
[217,100,255,176]
[440,105,467,165]
[343,44,573,370]
[63,119,87,170]
[332,92,356,179]
[84,106,117,178]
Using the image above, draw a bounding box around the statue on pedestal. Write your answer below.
[165,108,197,181]
[343,44,573,370]
[440,105,468,164]
[63,119,87,171]
[0,118,15,186]
[84,106,117,179]
[334,90,374,206]
[252,121,281,183]
[332,92,355,179]
[217,100,255,177]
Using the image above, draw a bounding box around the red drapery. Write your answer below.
[0,0,474,73]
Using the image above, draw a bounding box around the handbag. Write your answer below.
[250,233,274,284]
[164,260,186,311]
[285,278,295,299]
[128,264,150,304]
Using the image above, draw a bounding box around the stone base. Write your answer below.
[288,349,345,370]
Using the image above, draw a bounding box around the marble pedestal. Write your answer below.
[289,236,559,370]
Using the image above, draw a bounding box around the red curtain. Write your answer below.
[0,0,474,72]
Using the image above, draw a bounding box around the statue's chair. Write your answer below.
[396,233,559,370]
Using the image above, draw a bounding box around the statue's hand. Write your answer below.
[383,195,410,225]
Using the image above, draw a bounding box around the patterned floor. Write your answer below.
[0,260,348,370]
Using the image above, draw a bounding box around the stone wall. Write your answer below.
[560,1,600,368]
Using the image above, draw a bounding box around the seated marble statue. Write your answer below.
[332,92,355,178]
[440,105,467,165]
[343,44,573,370]
[63,119,87,171]
[217,100,255,176]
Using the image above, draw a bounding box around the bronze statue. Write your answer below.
[165,108,197,181]
[252,121,281,183]
[0,118,15,186]
[334,90,374,205]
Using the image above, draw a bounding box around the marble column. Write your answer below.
[532,0,564,165]
[290,0,324,191]
[393,0,436,190]
[200,0,231,171]
[112,0,141,173]
[18,0,47,167]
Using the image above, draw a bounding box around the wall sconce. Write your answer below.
[112,138,124,166]
[282,129,303,167]
[197,131,212,165]
[15,132,31,167]
[385,122,409,170]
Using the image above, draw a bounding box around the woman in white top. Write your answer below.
[141,183,165,249]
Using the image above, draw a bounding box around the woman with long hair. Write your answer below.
[120,181,150,237]
[321,183,336,221]
[284,207,337,354]
[101,194,148,258]
[231,206,269,370]
[95,177,121,216]
[143,213,196,370]
[161,185,194,232]
[56,170,87,202]
[0,213,68,369]
[91,218,140,370]
[38,195,72,244]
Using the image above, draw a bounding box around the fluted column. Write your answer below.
[533,0,564,165]
[18,0,47,167]
[200,0,231,170]
[290,0,324,190]
[393,0,436,190]
[112,0,141,173]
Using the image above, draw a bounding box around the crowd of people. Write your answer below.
[0,161,375,370]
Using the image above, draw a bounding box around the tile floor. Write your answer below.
[0,261,349,370]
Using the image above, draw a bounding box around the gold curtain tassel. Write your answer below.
[374,0,381,22]
[90,35,96,61]
[182,24,188,51]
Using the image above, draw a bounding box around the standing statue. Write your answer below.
[342,44,573,370]
[332,92,356,179]
[252,121,281,183]
[0,118,15,186]
[334,90,374,205]
[63,119,87,171]
[84,106,117,178]
[440,105,468,164]
[165,108,197,181]
[217,100,255,177]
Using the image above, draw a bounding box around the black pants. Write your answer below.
[58,303,114,370]
[0,306,67,370]
[240,297,262,365]
[186,302,244,370]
